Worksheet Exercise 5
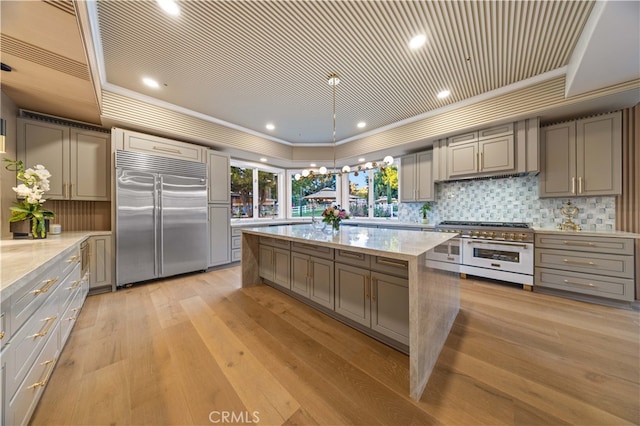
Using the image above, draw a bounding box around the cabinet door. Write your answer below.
[479,135,515,173]
[371,272,409,345]
[122,130,205,162]
[309,257,334,309]
[399,154,416,202]
[447,143,478,177]
[291,252,310,297]
[576,112,622,196]
[416,151,434,201]
[539,122,576,197]
[272,248,291,290]
[89,235,113,290]
[208,151,230,203]
[70,129,110,200]
[17,119,69,200]
[209,205,231,267]
[259,245,274,281]
[334,263,370,326]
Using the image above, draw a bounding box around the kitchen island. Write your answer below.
[241,224,459,401]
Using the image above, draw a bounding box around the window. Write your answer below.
[291,174,336,217]
[348,171,369,218]
[231,162,284,220]
[373,165,398,218]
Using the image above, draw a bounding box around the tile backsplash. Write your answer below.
[398,175,616,231]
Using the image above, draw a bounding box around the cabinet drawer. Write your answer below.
[478,123,513,140]
[336,249,370,268]
[60,286,84,347]
[291,242,334,260]
[535,268,634,302]
[1,299,9,350]
[58,263,82,315]
[535,234,634,255]
[535,248,634,279]
[6,280,62,400]
[371,256,409,278]
[231,249,241,262]
[259,237,291,249]
[124,134,204,162]
[448,131,478,146]
[6,322,60,426]
[231,236,242,250]
[231,227,243,236]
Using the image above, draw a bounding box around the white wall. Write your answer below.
[1,90,18,239]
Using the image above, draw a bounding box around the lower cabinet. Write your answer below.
[291,252,334,309]
[88,235,113,293]
[335,263,409,345]
[209,205,231,267]
[260,245,291,290]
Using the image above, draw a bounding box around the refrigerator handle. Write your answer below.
[156,175,162,277]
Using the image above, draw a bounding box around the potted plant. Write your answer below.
[419,202,431,224]
[4,158,55,238]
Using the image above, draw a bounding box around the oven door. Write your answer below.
[462,239,533,274]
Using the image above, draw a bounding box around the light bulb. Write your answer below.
[365,162,373,169]
[319,166,327,174]
[383,155,394,166]
[341,165,351,173]
[294,173,301,181]
[302,169,310,177]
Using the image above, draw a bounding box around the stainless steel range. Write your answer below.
[435,221,534,288]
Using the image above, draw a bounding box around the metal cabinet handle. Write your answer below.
[66,280,81,290]
[562,241,595,247]
[571,177,576,194]
[479,152,483,170]
[31,316,57,339]
[27,358,57,389]
[563,279,596,288]
[153,145,181,154]
[377,258,408,268]
[67,255,80,263]
[364,276,370,299]
[371,277,376,301]
[341,251,363,260]
[0,331,4,340]
[467,240,528,249]
[563,258,595,266]
[578,177,583,194]
[33,278,58,295]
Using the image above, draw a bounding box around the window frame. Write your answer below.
[230,160,285,221]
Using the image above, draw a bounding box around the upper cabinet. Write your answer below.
[400,150,433,202]
[447,124,515,178]
[207,150,230,204]
[17,119,110,201]
[111,128,206,163]
[539,111,621,198]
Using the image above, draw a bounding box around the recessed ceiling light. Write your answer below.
[409,34,426,49]
[358,158,365,163]
[157,0,180,16]
[437,90,451,99]
[142,77,160,88]
[310,163,317,167]
[357,122,366,128]
[260,158,267,162]
[266,123,275,131]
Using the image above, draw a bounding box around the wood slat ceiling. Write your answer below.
[95,0,595,144]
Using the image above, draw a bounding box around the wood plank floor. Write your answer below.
[31,266,639,425]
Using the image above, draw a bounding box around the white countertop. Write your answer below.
[533,227,640,239]
[0,231,111,297]
[231,218,436,230]
[241,224,454,260]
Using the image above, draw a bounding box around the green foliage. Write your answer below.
[420,202,432,218]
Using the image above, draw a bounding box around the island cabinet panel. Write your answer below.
[371,272,409,345]
[291,252,310,296]
[335,263,370,326]
[259,243,291,290]
[290,252,334,309]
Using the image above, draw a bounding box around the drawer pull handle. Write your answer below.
[33,278,58,295]
[66,280,82,290]
[297,243,319,250]
[371,277,376,301]
[27,358,56,390]
[377,258,408,269]
[31,316,57,339]
[341,252,363,259]
[365,276,370,299]
[67,255,80,263]
[153,145,181,154]
[0,331,4,340]
[562,241,596,247]
[564,279,596,288]
[563,259,595,266]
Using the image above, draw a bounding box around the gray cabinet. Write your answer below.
[208,150,230,203]
[448,129,515,178]
[400,150,433,202]
[209,205,231,267]
[291,251,334,309]
[539,111,622,197]
[259,237,291,290]
[17,119,110,201]
[88,235,113,293]
[112,127,206,163]
[534,233,635,302]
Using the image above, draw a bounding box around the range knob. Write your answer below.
[489,232,496,238]
[519,233,528,241]
[472,231,480,237]
[481,231,488,237]
[501,232,508,239]
[509,233,516,240]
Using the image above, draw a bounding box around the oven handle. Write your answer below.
[465,240,530,249]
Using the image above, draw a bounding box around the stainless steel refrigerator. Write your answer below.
[115,150,208,287]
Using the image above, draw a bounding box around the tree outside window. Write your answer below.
[230,166,253,218]
[258,171,278,218]
[291,175,336,217]
[348,172,369,217]
[373,165,398,218]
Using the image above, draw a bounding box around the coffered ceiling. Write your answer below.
[1,1,639,161]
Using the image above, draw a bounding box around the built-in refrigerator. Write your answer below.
[115,150,208,287]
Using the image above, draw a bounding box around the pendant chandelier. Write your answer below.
[294,73,394,182]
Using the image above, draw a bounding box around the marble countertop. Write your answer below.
[1,231,111,297]
[533,227,640,239]
[241,224,455,260]
[231,218,436,230]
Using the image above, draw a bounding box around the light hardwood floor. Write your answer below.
[31,266,639,425]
